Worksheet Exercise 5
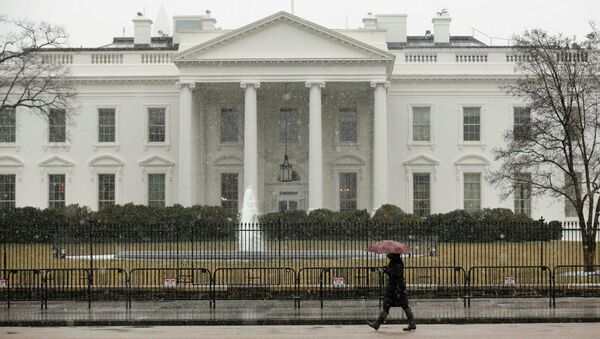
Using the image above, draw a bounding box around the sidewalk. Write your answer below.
[2,298,600,326]
[3,323,600,339]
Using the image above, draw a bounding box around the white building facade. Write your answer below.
[0,10,569,221]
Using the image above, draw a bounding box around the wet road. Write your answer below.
[2,323,600,338]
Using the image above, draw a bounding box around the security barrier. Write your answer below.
[212,267,297,308]
[297,266,383,308]
[3,265,600,309]
[467,265,552,307]
[128,268,212,308]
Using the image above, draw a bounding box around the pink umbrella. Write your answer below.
[367,240,411,254]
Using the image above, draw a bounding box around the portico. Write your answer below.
[172,12,394,213]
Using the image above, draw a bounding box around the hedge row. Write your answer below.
[0,204,562,243]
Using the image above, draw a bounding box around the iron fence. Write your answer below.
[0,221,600,308]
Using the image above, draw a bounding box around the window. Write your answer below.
[48,174,65,209]
[148,173,166,208]
[98,108,116,143]
[148,107,166,142]
[278,191,299,212]
[513,107,531,140]
[514,173,532,217]
[98,174,115,210]
[0,108,16,143]
[565,172,580,218]
[463,107,481,141]
[221,173,238,212]
[220,108,238,143]
[49,109,66,142]
[279,108,298,143]
[464,173,481,213]
[412,107,431,142]
[0,174,16,209]
[413,173,431,217]
[339,172,357,211]
[339,108,357,143]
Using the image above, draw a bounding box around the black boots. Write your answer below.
[368,308,388,330]
[403,307,417,331]
[367,320,381,330]
[369,306,416,331]
[403,323,417,331]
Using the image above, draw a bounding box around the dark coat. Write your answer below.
[383,257,409,308]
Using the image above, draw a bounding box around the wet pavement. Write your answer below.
[1,298,600,326]
[2,323,600,338]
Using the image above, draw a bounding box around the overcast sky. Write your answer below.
[2,0,598,47]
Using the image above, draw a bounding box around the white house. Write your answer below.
[0,10,569,221]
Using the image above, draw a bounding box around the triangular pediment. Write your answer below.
[404,154,440,166]
[138,155,175,167]
[174,11,394,63]
[39,155,74,168]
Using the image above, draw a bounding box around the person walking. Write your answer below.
[368,253,416,331]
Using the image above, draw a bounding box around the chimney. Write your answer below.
[375,14,407,43]
[362,12,377,29]
[201,10,217,30]
[432,9,451,44]
[133,12,153,46]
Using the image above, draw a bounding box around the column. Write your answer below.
[306,81,325,210]
[371,81,390,212]
[178,81,196,206]
[241,81,260,201]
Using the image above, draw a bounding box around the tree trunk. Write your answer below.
[582,232,597,272]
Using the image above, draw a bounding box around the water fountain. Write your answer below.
[238,185,265,253]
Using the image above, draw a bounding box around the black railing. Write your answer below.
[1,221,600,308]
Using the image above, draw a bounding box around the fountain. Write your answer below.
[238,185,265,253]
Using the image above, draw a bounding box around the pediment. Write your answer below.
[455,154,491,166]
[39,155,74,168]
[89,155,124,167]
[213,155,242,166]
[404,154,440,166]
[138,155,175,167]
[174,12,394,63]
[335,155,366,165]
[0,155,24,167]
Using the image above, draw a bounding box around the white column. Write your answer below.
[306,81,325,210]
[177,81,196,206]
[371,81,390,212]
[241,81,260,200]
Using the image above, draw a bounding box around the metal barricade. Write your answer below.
[320,266,383,308]
[128,268,211,308]
[212,267,296,308]
[44,268,127,308]
[4,269,45,309]
[404,266,467,305]
[467,265,552,307]
[552,265,600,307]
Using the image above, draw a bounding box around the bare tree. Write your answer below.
[0,15,75,119]
[490,28,600,270]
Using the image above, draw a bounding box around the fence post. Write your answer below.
[88,219,93,309]
[539,217,545,268]
[278,217,282,268]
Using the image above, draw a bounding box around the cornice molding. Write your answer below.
[175,58,393,67]
[391,74,520,82]
[72,77,178,84]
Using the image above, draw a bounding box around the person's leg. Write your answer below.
[400,295,416,331]
[368,303,390,330]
